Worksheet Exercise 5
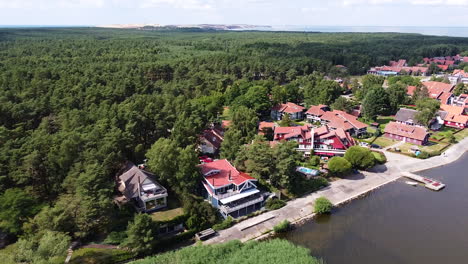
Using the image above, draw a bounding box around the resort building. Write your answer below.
[273,124,356,156]
[318,110,368,136]
[200,128,224,155]
[258,121,276,135]
[384,121,430,145]
[421,81,455,101]
[305,104,330,122]
[449,70,468,84]
[200,159,264,219]
[452,94,468,113]
[117,162,168,213]
[440,104,468,128]
[271,102,305,121]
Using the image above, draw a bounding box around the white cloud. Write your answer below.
[139,0,214,10]
[341,0,468,5]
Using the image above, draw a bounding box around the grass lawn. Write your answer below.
[421,141,450,154]
[69,248,135,264]
[373,136,398,148]
[454,128,468,142]
[151,197,185,222]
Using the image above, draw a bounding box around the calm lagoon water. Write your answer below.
[280,153,468,264]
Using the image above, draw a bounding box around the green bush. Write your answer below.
[344,146,376,169]
[213,216,234,231]
[416,151,430,159]
[328,157,352,176]
[314,197,333,214]
[308,156,321,167]
[103,231,127,245]
[70,248,136,264]
[265,198,286,210]
[273,220,291,233]
[372,151,387,164]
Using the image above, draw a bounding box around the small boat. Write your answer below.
[405,181,418,186]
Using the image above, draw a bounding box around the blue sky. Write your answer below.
[1,0,468,26]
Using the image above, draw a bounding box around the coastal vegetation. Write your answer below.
[273,220,291,233]
[314,197,333,214]
[131,239,322,264]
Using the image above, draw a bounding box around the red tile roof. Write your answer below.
[272,102,305,114]
[453,69,468,78]
[305,104,328,116]
[437,92,453,105]
[200,159,256,188]
[274,125,312,140]
[258,121,275,135]
[407,85,417,96]
[384,122,429,141]
[437,65,449,71]
[422,81,454,99]
[440,104,468,124]
[320,110,368,131]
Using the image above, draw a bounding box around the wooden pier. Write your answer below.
[402,172,445,191]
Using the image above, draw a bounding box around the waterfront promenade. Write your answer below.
[205,137,468,244]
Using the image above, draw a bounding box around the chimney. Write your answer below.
[228,170,232,181]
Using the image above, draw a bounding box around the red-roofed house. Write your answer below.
[305,104,330,122]
[273,124,356,156]
[200,159,264,219]
[440,104,468,128]
[384,122,430,145]
[318,110,368,136]
[421,81,455,101]
[271,102,305,121]
[258,121,276,135]
[449,70,468,85]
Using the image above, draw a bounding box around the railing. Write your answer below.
[140,191,167,201]
[220,196,264,214]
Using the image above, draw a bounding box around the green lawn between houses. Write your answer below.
[150,197,185,222]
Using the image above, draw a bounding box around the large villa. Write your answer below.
[200,159,265,219]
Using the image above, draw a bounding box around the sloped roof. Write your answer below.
[437,92,453,105]
[201,129,223,150]
[320,110,368,131]
[200,159,256,188]
[118,162,166,200]
[272,102,305,114]
[407,85,417,96]
[440,104,468,124]
[305,104,329,116]
[384,122,429,141]
[395,108,423,125]
[422,81,454,99]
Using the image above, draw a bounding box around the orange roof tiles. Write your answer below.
[422,81,454,99]
[272,102,305,114]
[384,122,429,141]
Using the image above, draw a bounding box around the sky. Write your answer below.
[1,0,468,27]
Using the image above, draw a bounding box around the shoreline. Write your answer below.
[205,136,468,244]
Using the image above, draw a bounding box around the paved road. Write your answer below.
[205,137,468,244]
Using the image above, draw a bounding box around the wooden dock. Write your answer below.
[402,172,445,191]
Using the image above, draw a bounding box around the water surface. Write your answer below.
[281,153,468,264]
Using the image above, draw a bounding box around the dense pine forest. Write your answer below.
[1,28,468,263]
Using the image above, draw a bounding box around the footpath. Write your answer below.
[205,136,468,245]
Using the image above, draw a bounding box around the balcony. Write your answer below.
[220,194,264,214]
[140,189,168,202]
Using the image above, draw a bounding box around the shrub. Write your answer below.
[328,157,352,176]
[416,151,429,159]
[308,156,321,167]
[273,220,291,233]
[213,216,234,231]
[344,146,376,169]
[372,151,387,164]
[104,231,127,245]
[314,197,333,214]
[265,199,286,210]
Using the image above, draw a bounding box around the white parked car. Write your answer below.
[359,142,369,147]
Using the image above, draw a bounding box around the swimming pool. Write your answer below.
[296,166,319,176]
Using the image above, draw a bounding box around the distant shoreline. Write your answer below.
[1,25,468,37]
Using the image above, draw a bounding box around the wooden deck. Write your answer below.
[402,172,445,191]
